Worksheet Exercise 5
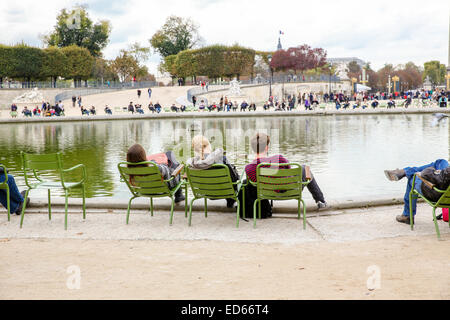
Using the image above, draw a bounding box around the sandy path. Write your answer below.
[0,236,449,300]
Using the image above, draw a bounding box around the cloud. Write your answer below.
[0,0,449,75]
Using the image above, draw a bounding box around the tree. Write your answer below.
[110,50,139,82]
[270,44,327,75]
[9,44,44,88]
[91,57,117,83]
[423,61,446,86]
[61,45,94,87]
[346,60,362,80]
[127,42,151,65]
[0,45,14,87]
[41,46,68,87]
[44,5,111,57]
[150,16,201,58]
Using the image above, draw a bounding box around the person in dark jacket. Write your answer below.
[385,159,450,224]
[0,165,30,215]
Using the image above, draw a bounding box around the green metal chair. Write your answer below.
[0,164,11,221]
[20,152,87,230]
[118,161,186,225]
[409,174,450,240]
[185,164,245,228]
[251,163,311,229]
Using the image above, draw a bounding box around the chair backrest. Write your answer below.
[186,164,236,199]
[436,185,450,208]
[118,162,170,197]
[256,163,303,200]
[21,152,64,187]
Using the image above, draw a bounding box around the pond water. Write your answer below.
[0,114,448,201]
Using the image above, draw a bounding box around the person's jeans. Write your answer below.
[402,159,449,216]
[0,174,24,213]
[301,166,325,203]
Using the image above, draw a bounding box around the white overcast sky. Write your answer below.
[2,0,450,76]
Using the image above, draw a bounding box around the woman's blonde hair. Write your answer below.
[192,135,211,160]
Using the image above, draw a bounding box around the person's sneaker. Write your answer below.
[384,169,406,182]
[174,194,185,203]
[15,191,30,215]
[396,214,414,225]
[317,201,327,209]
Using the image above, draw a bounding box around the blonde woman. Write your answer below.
[187,136,239,208]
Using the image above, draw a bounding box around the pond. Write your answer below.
[0,114,448,201]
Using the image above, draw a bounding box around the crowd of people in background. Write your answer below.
[7,87,449,119]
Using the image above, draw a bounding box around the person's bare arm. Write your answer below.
[305,166,312,180]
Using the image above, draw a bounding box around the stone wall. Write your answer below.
[194,81,353,104]
[0,89,69,110]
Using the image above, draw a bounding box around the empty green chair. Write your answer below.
[20,152,87,230]
[118,161,186,225]
[409,174,450,240]
[0,164,11,221]
[186,164,245,227]
[252,163,311,229]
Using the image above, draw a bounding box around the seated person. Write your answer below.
[81,106,90,116]
[240,101,248,112]
[180,105,186,112]
[0,164,30,215]
[263,102,270,111]
[241,133,327,218]
[22,107,32,117]
[90,106,96,115]
[170,103,179,112]
[148,102,156,113]
[404,96,412,108]
[387,98,396,108]
[128,102,135,113]
[32,106,41,116]
[371,99,379,108]
[54,104,63,116]
[232,101,238,112]
[304,99,312,110]
[187,136,239,208]
[335,101,341,110]
[154,102,162,113]
[385,160,450,224]
[226,102,232,112]
[126,144,184,203]
[249,103,257,111]
[104,105,112,115]
[198,100,206,111]
[439,96,448,108]
[135,104,144,114]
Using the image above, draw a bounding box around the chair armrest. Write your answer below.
[171,164,184,178]
[63,164,87,183]
[415,173,435,189]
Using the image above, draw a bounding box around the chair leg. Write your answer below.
[20,189,30,228]
[409,191,414,231]
[297,199,301,220]
[126,197,135,225]
[258,199,261,220]
[48,189,52,220]
[82,185,86,220]
[432,207,441,240]
[150,198,154,216]
[236,198,240,228]
[6,187,10,221]
[253,199,259,228]
[64,190,69,230]
[188,198,196,227]
[169,197,175,225]
[301,199,306,230]
[204,198,208,218]
[184,184,188,218]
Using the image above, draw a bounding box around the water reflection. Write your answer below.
[0,114,447,200]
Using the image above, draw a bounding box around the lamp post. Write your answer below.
[387,75,392,96]
[392,76,400,95]
[267,54,273,100]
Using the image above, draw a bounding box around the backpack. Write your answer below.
[238,183,272,219]
[437,208,449,222]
